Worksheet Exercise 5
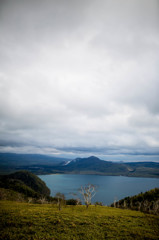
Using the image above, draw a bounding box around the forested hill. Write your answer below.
[111,188,159,215]
[0,170,50,199]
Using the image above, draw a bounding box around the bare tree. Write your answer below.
[55,192,65,211]
[113,197,117,208]
[153,200,159,215]
[79,184,97,208]
[143,200,149,212]
[28,197,33,203]
[137,201,142,211]
[123,200,127,208]
[39,196,47,204]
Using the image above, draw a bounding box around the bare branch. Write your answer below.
[79,184,97,208]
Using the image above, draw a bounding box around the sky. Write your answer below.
[0,0,159,161]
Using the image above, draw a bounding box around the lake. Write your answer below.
[39,174,159,205]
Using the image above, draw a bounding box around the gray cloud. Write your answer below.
[0,0,159,161]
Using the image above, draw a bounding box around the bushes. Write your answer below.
[111,188,159,215]
[0,188,25,202]
[66,199,80,205]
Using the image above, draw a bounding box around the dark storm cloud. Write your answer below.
[0,0,159,161]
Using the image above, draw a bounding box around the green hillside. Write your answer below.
[0,171,50,199]
[111,188,159,215]
[0,188,26,202]
[0,171,159,239]
[0,201,159,240]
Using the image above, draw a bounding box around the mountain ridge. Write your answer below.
[0,153,159,177]
[53,156,159,177]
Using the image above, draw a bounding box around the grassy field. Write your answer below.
[0,201,159,240]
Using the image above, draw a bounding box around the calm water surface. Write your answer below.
[39,174,159,205]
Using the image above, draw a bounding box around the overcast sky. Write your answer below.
[0,0,159,161]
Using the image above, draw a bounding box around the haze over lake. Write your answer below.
[39,174,159,205]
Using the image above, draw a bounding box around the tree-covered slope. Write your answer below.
[0,188,26,202]
[111,188,159,215]
[0,171,50,198]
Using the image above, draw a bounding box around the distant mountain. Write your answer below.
[124,162,159,177]
[0,153,159,177]
[57,156,129,175]
[0,153,69,174]
[0,170,50,198]
[53,156,159,177]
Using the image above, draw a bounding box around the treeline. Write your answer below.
[0,171,81,206]
[0,170,50,195]
[0,170,50,202]
[111,188,159,215]
[1,171,159,215]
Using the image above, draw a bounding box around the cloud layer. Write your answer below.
[0,0,159,161]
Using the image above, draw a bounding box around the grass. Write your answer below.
[0,201,159,240]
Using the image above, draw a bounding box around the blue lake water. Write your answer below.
[39,174,159,205]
